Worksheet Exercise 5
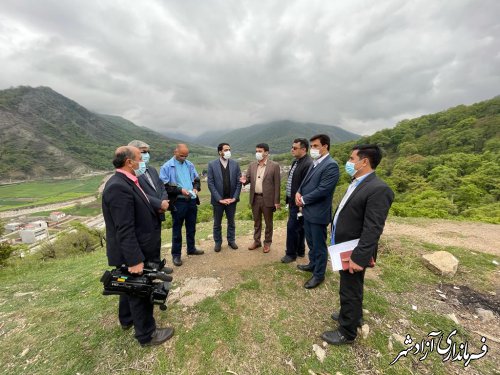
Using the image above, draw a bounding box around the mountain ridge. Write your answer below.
[189,120,360,153]
[0,86,210,180]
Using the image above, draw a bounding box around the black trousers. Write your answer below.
[119,294,156,345]
[212,202,237,245]
[171,199,198,256]
[338,269,366,340]
[285,204,305,258]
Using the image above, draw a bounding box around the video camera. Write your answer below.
[100,259,173,311]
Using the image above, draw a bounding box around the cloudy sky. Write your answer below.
[0,0,499,136]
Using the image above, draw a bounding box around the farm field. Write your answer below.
[0,176,105,212]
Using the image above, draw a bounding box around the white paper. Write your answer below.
[328,238,360,271]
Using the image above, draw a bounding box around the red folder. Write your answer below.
[340,250,375,270]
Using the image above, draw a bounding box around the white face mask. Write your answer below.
[310,149,321,159]
[223,151,231,159]
[255,152,264,161]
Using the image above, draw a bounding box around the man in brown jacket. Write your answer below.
[240,143,281,253]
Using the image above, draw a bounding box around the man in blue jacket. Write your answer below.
[296,134,339,289]
[207,143,242,252]
[160,144,204,267]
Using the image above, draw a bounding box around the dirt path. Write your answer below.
[383,218,500,256]
[166,218,499,303]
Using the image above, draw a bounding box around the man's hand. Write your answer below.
[341,257,364,274]
[295,192,303,207]
[275,203,281,210]
[192,188,198,195]
[128,262,144,274]
[181,188,190,196]
[159,199,169,212]
[239,175,247,185]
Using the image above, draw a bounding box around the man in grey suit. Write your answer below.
[128,140,169,222]
[207,143,242,252]
[296,134,339,289]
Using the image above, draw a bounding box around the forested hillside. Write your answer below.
[331,96,500,223]
[193,120,360,153]
[0,86,210,180]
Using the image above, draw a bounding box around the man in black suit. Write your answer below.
[128,140,170,222]
[321,144,394,345]
[281,138,313,263]
[102,146,174,347]
[296,134,339,289]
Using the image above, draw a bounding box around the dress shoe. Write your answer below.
[121,323,133,330]
[304,276,324,289]
[320,330,354,345]
[281,255,296,263]
[263,245,271,253]
[297,264,314,272]
[331,311,364,327]
[141,327,175,347]
[188,249,204,255]
[161,266,174,274]
[228,242,239,250]
[297,253,305,258]
[248,242,262,250]
[214,244,222,252]
[172,256,182,267]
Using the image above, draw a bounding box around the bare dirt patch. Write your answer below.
[384,219,500,256]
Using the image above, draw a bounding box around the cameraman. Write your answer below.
[102,146,174,347]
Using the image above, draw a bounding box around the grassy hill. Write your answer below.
[0,86,212,180]
[192,120,360,153]
[329,96,500,223]
[0,217,498,374]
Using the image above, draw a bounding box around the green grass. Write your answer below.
[1,211,498,374]
[0,176,105,212]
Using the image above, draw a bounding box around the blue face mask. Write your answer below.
[141,152,150,164]
[345,161,357,177]
[134,161,147,177]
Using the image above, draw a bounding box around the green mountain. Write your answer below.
[192,120,360,153]
[331,96,500,223]
[0,86,210,180]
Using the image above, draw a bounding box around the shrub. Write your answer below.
[0,242,15,267]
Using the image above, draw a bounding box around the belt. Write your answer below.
[254,193,263,196]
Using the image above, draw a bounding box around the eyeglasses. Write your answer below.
[140,150,149,154]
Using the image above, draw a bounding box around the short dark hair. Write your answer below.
[112,146,135,168]
[310,134,330,150]
[256,143,269,152]
[352,144,383,169]
[217,142,230,153]
[293,138,309,151]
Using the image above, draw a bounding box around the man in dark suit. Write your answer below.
[321,144,394,345]
[102,146,174,347]
[240,143,281,253]
[207,143,242,252]
[281,138,313,263]
[128,140,169,222]
[296,134,339,289]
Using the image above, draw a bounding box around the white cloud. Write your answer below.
[0,0,499,136]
